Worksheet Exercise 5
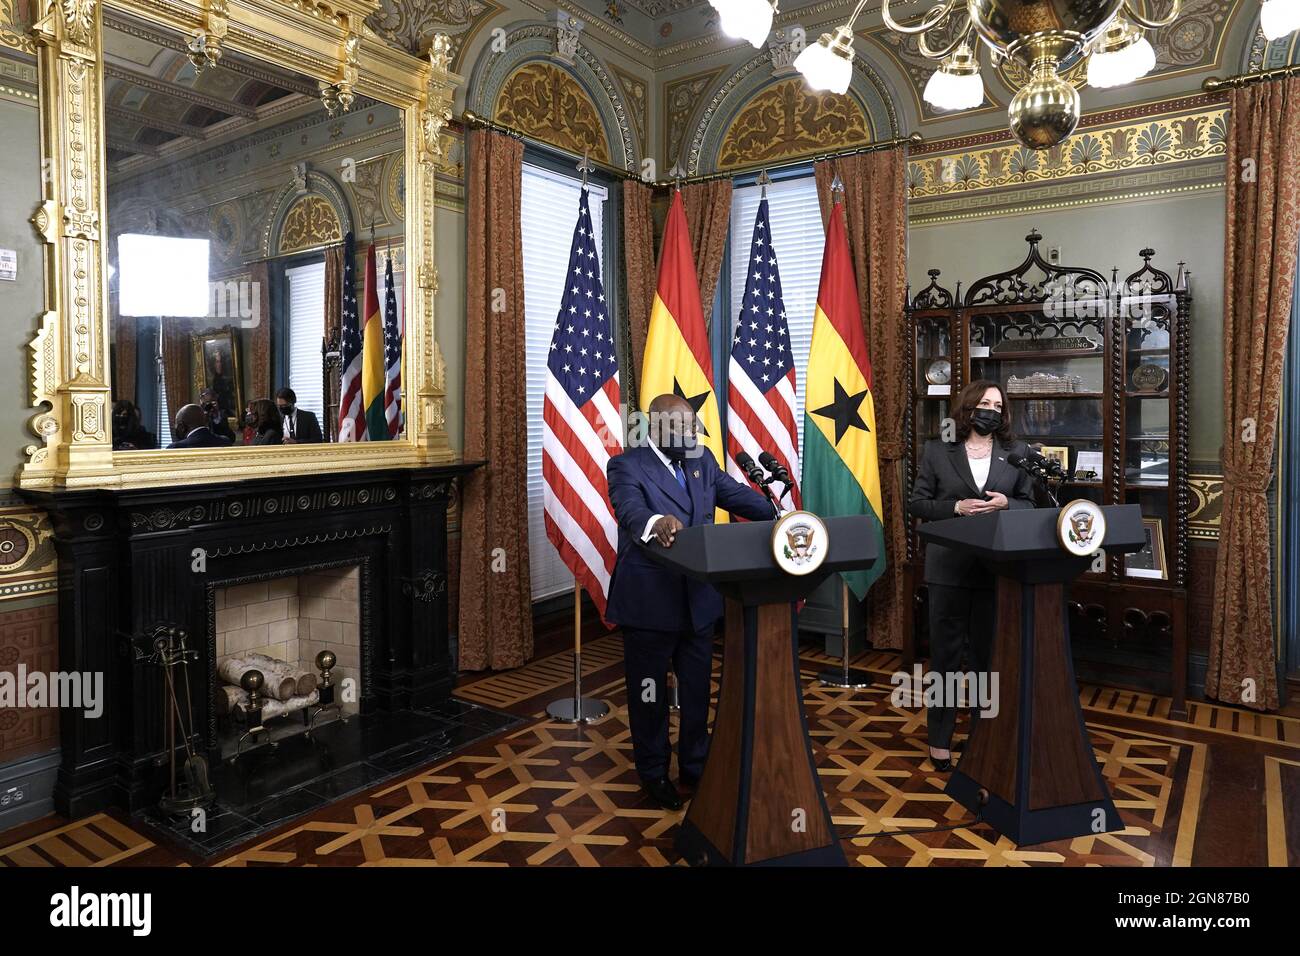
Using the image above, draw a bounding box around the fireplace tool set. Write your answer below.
[139,625,215,815]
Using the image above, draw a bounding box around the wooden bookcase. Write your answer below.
[903,231,1190,718]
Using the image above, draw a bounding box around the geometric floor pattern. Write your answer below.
[3,634,1296,866]
[209,644,1204,868]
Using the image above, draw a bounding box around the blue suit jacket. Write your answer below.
[605,444,775,633]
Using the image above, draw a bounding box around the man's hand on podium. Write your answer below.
[650,515,684,546]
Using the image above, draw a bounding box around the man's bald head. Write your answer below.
[647,393,699,458]
[174,403,207,440]
[648,393,691,418]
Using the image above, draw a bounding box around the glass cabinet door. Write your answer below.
[1121,293,1176,582]
[965,309,1106,489]
[914,315,954,405]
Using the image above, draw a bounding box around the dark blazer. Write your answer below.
[209,416,237,443]
[908,437,1037,587]
[168,427,234,450]
[605,444,775,633]
[283,408,324,444]
[252,428,283,446]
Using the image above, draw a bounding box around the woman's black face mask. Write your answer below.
[969,407,1002,436]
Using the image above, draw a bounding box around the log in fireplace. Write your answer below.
[21,462,478,819]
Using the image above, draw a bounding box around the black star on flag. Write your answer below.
[673,377,711,437]
[811,378,870,444]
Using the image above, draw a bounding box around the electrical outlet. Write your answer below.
[1048,245,1062,264]
[0,785,23,807]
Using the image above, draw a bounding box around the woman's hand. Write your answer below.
[983,490,1009,511]
[956,498,993,516]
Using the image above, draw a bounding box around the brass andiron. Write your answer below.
[233,668,276,759]
[307,650,347,735]
[142,626,215,815]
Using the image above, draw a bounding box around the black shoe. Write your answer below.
[642,777,683,811]
[927,749,953,772]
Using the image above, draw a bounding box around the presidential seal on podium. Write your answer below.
[1057,498,1107,556]
[771,510,829,576]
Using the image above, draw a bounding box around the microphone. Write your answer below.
[758,450,792,485]
[1009,452,1060,507]
[1027,447,1066,478]
[1006,452,1043,478]
[734,451,767,486]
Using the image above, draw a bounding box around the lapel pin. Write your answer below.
[692,470,700,479]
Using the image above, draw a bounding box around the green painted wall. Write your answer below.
[0,95,44,489]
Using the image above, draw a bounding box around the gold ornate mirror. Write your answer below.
[20,0,460,489]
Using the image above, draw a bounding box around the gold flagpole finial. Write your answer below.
[756,168,772,198]
[577,148,592,188]
[831,172,845,203]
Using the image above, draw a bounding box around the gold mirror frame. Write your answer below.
[19,0,460,490]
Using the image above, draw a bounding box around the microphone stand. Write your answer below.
[1020,462,1061,508]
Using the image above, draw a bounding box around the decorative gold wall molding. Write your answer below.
[279,193,343,252]
[716,77,872,171]
[663,66,722,169]
[0,0,37,54]
[493,60,610,162]
[906,95,1230,224]
[908,104,1228,200]
[610,63,646,151]
[0,503,57,601]
[1189,473,1224,540]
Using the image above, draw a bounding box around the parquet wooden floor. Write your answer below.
[3,635,1296,867]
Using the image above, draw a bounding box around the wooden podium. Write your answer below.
[643,515,877,866]
[917,504,1145,846]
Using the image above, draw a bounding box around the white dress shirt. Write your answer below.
[968,452,991,493]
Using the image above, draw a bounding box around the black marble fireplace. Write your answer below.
[21,462,480,819]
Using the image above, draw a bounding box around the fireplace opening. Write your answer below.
[213,566,361,758]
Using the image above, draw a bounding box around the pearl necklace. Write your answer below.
[965,438,993,460]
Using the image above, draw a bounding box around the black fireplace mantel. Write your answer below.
[19,460,482,818]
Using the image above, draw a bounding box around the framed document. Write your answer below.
[1039,445,1069,473]
[1124,517,1167,580]
[1075,450,1104,475]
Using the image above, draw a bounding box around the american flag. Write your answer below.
[542,187,623,621]
[338,231,364,442]
[726,196,801,511]
[382,251,402,438]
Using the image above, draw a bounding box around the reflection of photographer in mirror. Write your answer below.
[111,400,157,451]
[199,388,237,443]
[247,399,284,446]
[169,404,235,449]
[276,388,322,444]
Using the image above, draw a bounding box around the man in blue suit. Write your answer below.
[606,393,775,809]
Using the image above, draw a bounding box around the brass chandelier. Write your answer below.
[707,0,1300,151]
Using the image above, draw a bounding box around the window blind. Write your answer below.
[728,175,825,460]
[286,260,327,424]
[521,163,609,602]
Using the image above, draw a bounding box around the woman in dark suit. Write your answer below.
[908,379,1036,771]
[247,399,284,446]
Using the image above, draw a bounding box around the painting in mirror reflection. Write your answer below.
[103,12,407,451]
